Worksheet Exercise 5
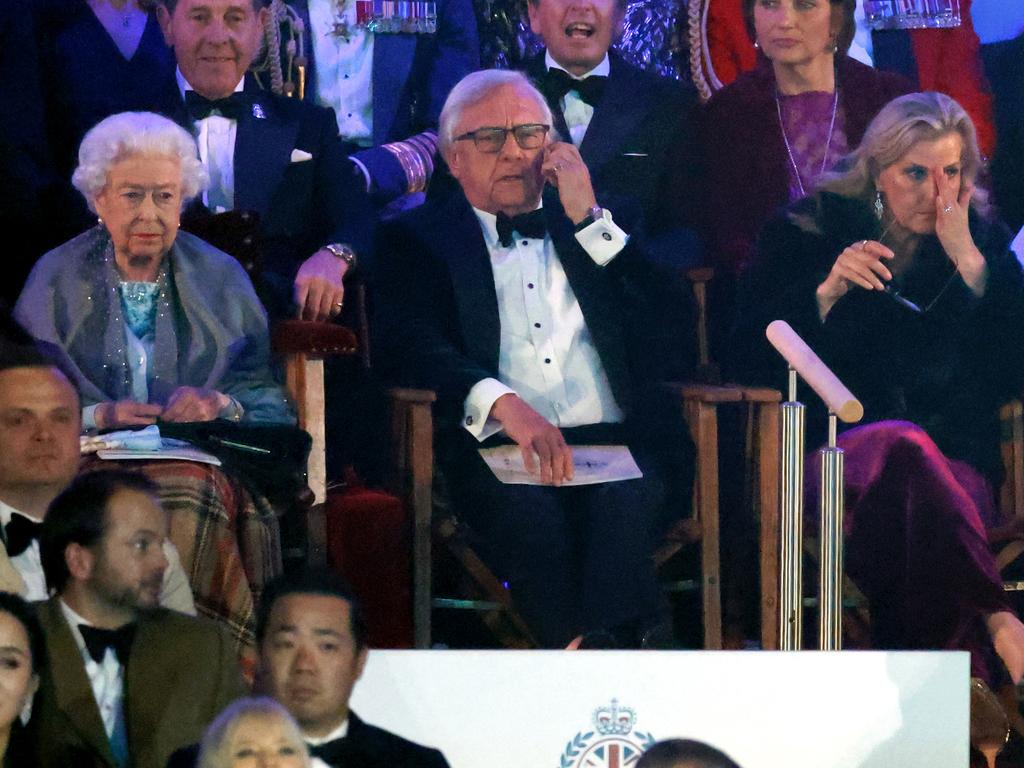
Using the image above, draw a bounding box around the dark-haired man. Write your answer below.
[0,344,193,612]
[156,0,373,321]
[30,471,244,768]
[169,569,450,768]
[523,0,703,264]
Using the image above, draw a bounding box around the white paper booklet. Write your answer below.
[478,444,642,486]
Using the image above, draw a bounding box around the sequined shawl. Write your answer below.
[14,226,293,424]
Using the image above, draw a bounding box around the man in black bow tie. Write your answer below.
[156,0,373,322]
[523,0,703,266]
[29,471,245,768]
[0,341,193,611]
[373,70,695,647]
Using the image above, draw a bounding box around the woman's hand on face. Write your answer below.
[161,386,230,423]
[815,239,894,319]
[933,171,976,260]
[96,400,163,430]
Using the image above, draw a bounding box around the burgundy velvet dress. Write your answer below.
[734,192,1024,683]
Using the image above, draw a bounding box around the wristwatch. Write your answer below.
[323,243,357,271]
[573,205,610,233]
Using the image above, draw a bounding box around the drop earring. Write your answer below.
[828,32,839,54]
[753,39,760,49]
[874,190,884,220]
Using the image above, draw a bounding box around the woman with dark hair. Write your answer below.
[702,0,910,280]
[734,91,1024,686]
[0,592,45,767]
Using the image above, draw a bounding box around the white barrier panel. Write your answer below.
[350,650,968,768]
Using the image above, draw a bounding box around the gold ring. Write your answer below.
[334,302,343,309]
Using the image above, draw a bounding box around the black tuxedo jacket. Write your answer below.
[371,189,696,433]
[525,52,702,237]
[166,711,449,768]
[30,598,246,768]
[162,75,374,317]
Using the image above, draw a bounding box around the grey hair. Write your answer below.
[438,69,553,158]
[72,111,208,213]
[198,697,311,768]
[813,91,989,216]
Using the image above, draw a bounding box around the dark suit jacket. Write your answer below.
[291,0,479,202]
[986,33,1024,233]
[525,52,702,241]
[164,75,374,318]
[166,711,450,768]
[30,597,246,768]
[371,189,696,434]
[702,55,911,277]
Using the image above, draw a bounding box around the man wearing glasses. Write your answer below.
[372,70,695,648]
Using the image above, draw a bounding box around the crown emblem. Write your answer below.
[592,699,636,736]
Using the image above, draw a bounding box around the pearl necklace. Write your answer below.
[775,86,840,199]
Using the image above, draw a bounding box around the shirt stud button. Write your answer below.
[602,232,612,241]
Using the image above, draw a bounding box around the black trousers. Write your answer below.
[439,421,692,647]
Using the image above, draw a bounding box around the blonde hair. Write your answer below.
[814,91,989,216]
[198,697,311,768]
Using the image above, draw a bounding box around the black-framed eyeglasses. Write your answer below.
[453,123,550,153]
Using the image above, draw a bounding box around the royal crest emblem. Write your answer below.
[559,699,656,768]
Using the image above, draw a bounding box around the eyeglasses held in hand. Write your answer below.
[454,124,550,153]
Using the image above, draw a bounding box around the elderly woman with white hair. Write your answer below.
[198,697,310,768]
[14,111,293,667]
[16,111,291,427]
[734,91,1024,691]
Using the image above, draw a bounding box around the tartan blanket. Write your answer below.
[81,457,283,670]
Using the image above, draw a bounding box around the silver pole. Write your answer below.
[779,367,804,650]
[818,412,844,650]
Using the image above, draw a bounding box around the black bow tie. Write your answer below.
[185,90,246,121]
[495,209,547,248]
[308,737,351,766]
[79,624,136,665]
[542,68,607,106]
[4,514,41,558]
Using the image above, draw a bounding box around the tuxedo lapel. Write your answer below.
[544,194,629,401]
[38,599,117,766]
[578,57,648,173]
[372,35,417,146]
[233,82,298,216]
[441,196,501,373]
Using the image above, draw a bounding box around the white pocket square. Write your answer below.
[290,149,313,163]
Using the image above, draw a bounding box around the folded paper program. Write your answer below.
[478,444,643,486]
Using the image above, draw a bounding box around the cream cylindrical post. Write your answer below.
[779,367,804,650]
[818,413,844,650]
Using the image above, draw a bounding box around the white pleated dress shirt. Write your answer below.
[463,205,628,441]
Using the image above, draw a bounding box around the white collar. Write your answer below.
[544,51,610,79]
[304,716,350,746]
[0,500,41,529]
[176,67,245,101]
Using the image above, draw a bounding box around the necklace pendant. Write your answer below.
[122,13,131,26]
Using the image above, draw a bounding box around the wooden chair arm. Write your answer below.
[389,387,438,406]
[271,320,358,359]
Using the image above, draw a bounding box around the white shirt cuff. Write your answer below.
[574,210,628,266]
[463,378,516,442]
[82,404,100,430]
[349,156,373,194]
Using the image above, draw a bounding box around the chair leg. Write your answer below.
[686,398,723,650]
[756,400,781,650]
[408,401,434,649]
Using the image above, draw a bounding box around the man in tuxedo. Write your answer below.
[523,0,703,266]
[29,470,245,768]
[373,70,695,647]
[167,569,450,767]
[156,0,373,321]
[986,31,1024,234]
[0,338,193,611]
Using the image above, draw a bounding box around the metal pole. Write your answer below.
[779,368,804,650]
[818,413,844,650]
